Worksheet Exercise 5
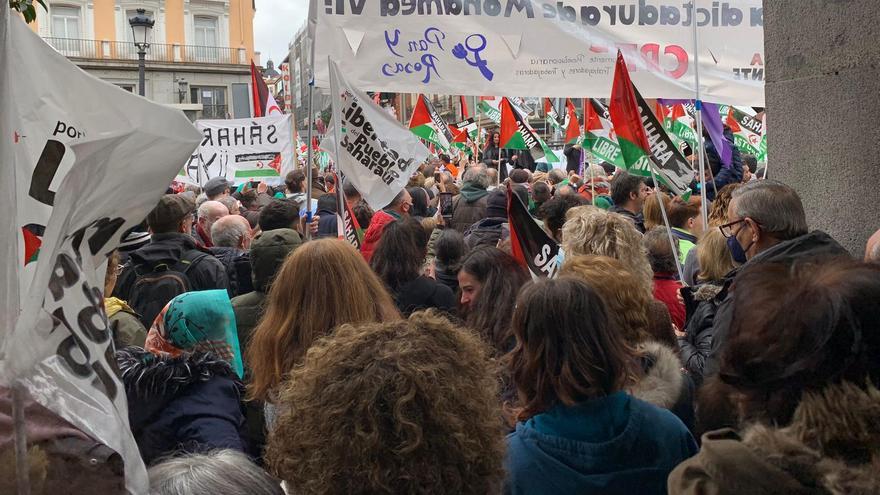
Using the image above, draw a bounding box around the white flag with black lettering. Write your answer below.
[0,9,202,493]
[328,59,428,210]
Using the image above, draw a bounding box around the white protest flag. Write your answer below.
[328,59,429,210]
[0,9,202,493]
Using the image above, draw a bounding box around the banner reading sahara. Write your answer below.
[179,114,294,185]
[329,59,429,210]
[309,0,766,106]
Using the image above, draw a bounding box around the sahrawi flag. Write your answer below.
[507,184,560,279]
[334,173,362,249]
[250,60,282,116]
[720,105,764,157]
[451,117,477,155]
[499,97,559,163]
[329,60,428,210]
[1,8,202,493]
[583,98,625,168]
[609,51,693,196]
[409,94,454,151]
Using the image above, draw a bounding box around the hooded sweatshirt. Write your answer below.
[505,391,698,495]
[451,182,490,233]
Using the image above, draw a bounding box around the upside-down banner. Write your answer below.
[309,0,765,106]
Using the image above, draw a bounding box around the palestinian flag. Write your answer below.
[409,94,454,151]
[22,223,44,265]
[544,98,563,132]
[507,183,559,279]
[335,173,362,248]
[499,97,559,163]
[609,51,692,195]
[564,98,580,144]
[583,98,625,168]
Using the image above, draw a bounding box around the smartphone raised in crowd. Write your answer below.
[439,192,453,221]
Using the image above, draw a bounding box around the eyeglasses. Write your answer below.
[719,218,760,238]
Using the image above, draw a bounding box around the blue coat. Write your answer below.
[705,127,743,201]
[504,392,698,495]
[116,347,248,465]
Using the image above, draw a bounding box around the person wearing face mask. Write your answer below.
[700,180,848,379]
[360,188,413,263]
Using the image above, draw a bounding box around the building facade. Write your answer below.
[31,0,257,120]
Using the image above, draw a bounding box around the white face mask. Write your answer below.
[556,246,566,268]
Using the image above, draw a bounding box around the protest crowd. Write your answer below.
[6,139,880,494]
[3,2,880,494]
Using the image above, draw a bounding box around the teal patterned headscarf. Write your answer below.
[146,289,244,378]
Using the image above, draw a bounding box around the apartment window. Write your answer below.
[51,6,80,39]
[194,16,218,46]
[114,83,135,93]
[192,86,227,119]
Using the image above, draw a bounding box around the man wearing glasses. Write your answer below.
[699,180,848,377]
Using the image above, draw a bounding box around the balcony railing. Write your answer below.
[44,37,247,65]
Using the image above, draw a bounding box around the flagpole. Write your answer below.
[691,0,709,230]
[12,381,31,495]
[304,69,314,241]
[647,161,687,283]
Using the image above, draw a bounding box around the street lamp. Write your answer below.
[128,8,154,97]
[176,78,188,103]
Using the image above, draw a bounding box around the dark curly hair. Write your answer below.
[266,311,506,494]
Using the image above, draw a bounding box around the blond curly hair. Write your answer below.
[266,310,506,495]
[560,206,654,298]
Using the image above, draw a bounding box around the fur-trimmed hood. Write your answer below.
[669,382,880,494]
[630,341,684,409]
[693,282,723,302]
[116,346,240,400]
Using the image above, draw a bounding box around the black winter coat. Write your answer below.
[116,347,248,465]
[703,231,849,378]
[210,246,253,298]
[114,233,228,301]
[463,217,506,250]
[679,283,723,387]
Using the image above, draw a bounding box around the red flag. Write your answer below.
[726,107,742,133]
[408,94,432,129]
[565,98,580,144]
[250,60,269,117]
[543,98,553,115]
[670,103,686,121]
[584,98,603,132]
[499,97,520,148]
[459,95,469,118]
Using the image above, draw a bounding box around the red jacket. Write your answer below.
[652,274,686,330]
[360,210,398,263]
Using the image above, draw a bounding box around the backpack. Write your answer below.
[127,250,209,328]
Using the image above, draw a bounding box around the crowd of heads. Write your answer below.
[10,133,880,495]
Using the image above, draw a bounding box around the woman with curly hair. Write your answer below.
[505,277,697,494]
[562,255,695,431]
[561,205,654,298]
[266,311,506,494]
[246,239,400,408]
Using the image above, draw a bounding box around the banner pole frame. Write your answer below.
[647,158,687,284]
[692,0,709,231]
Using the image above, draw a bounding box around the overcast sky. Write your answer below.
[254,0,309,65]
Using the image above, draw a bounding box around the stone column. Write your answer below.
[764,0,880,256]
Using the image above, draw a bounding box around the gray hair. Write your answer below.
[462,165,490,189]
[643,226,679,274]
[148,450,284,495]
[731,180,807,240]
[217,196,239,214]
[211,215,250,248]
